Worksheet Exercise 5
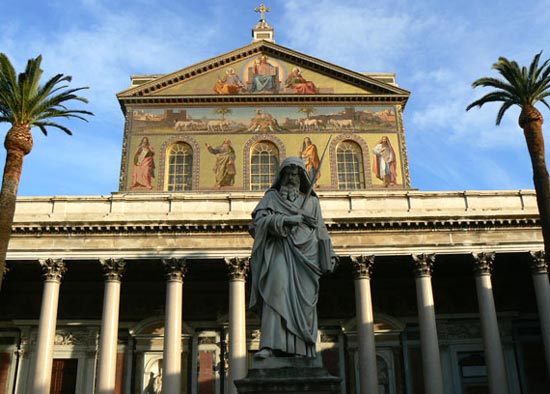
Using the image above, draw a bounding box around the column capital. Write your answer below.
[38,258,67,282]
[529,250,548,275]
[350,255,375,279]
[162,258,188,281]
[99,258,126,281]
[411,253,435,277]
[472,252,495,276]
[224,257,250,281]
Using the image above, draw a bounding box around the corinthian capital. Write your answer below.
[472,252,495,276]
[162,258,188,281]
[411,254,435,278]
[39,258,67,282]
[225,257,250,280]
[99,258,126,281]
[529,251,548,275]
[350,255,375,279]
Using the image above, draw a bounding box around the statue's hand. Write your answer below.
[284,214,303,226]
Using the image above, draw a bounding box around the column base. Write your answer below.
[234,356,341,394]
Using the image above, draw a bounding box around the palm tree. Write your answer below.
[214,107,231,121]
[0,54,93,289]
[466,52,550,258]
[298,106,316,119]
[466,52,550,375]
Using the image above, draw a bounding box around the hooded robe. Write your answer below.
[249,157,335,357]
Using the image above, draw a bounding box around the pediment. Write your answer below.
[117,41,409,102]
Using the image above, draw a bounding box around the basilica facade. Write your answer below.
[0,11,548,394]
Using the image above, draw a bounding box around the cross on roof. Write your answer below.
[255,4,270,21]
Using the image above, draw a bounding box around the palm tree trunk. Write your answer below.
[0,125,33,290]
[519,105,550,258]
[520,103,550,380]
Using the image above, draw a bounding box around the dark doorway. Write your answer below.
[50,359,78,394]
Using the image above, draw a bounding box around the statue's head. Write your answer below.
[271,157,313,195]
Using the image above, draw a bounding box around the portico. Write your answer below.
[0,190,547,393]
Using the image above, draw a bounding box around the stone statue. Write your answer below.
[143,371,162,394]
[249,157,337,358]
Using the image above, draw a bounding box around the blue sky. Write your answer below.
[0,0,549,196]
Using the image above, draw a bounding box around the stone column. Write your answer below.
[411,254,443,394]
[350,255,378,394]
[30,258,67,394]
[529,251,550,377]
[472,252,508,394]
[96,258,126,394]
[162,258,188,394]
[225,257,250,394]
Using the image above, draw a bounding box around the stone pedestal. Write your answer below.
[234,356,341,394]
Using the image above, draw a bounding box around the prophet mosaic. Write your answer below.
[130,136,155,190]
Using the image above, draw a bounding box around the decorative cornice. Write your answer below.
[39,258,67,282]
[117,95,409,107]
[162,258,188,281]
[10,216,540,236]
[529,250,548,275]
[99,258,126,281]
[350,255,375,279]
[411,254,435,278]
[224,257,250,281]
[472,252,495,276]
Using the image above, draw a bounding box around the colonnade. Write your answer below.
[23,251,550,394]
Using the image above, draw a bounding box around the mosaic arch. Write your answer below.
[158,135,201,191]
[329,133,373,189]
[243,133,286,191]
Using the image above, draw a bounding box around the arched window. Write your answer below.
[336,140,365,190]
[250,141,279,191]
[165,142,193,191]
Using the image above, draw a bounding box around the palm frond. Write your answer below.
[36,108,93,123]
[528,51,543,82]
[34,121,74,135]
[495,101,515,125]
[471,77,518,96]
[466,91,518,111]
[0,54,18,92]
[467,51,550,125]
[36,124,48,136]
[0,53,93,134]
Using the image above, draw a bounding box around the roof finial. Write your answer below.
[252,4,275,43]
[255,4,271,21]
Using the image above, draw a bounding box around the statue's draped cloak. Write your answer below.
[249,188,334,356]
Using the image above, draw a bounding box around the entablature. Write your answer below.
[13,189,539,226]
[8,190,542,261]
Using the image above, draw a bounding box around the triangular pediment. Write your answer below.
[117,41,409,105]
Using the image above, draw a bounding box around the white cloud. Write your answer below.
[279,0,416,71]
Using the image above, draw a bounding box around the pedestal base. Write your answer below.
[235,356,341,394]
